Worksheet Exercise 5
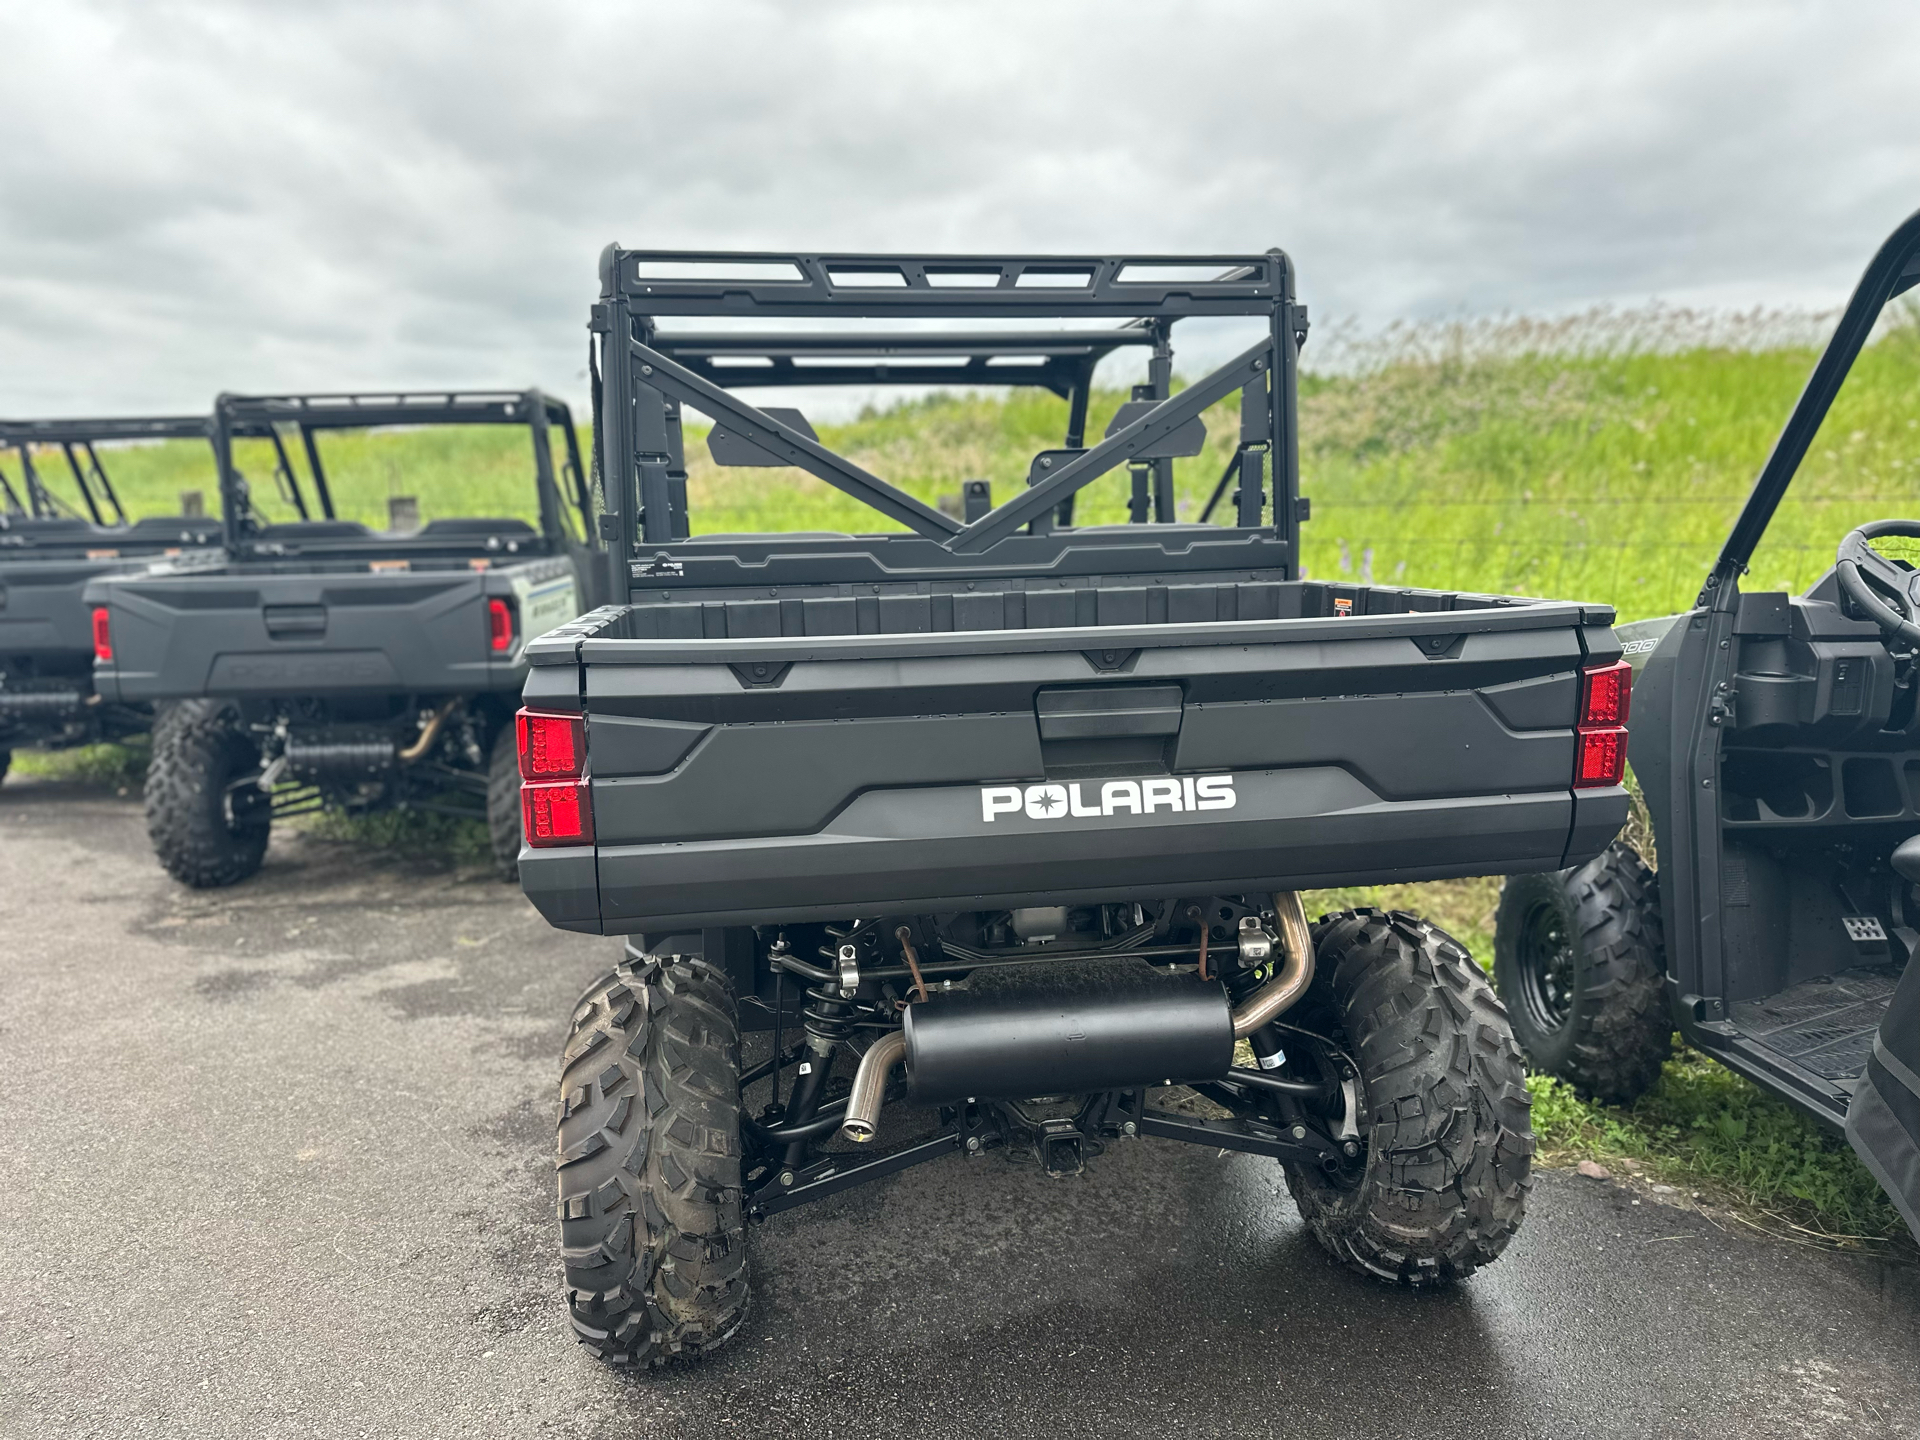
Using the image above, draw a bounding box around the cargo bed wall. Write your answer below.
[620,570,1523,642]
[522,600,1627,932]
[89,557,577,702]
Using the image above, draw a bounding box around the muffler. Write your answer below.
[0,686,84,719]
[840,891,1316,1142]
[285,730,398,785]
[904,968,1233,1105]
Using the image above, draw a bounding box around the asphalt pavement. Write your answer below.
[1,769,1916,1440]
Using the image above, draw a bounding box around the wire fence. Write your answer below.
[1299,530,1918,622]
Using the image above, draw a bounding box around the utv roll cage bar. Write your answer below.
[592,247,1309,597]
[0,415,211,526]
[1702,207,1920,609]
[212,390,590,555]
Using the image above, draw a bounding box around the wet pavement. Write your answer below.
[1,771,1916,1439]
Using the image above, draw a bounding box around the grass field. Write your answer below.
[12,307,1919,1253]
[46,304,1918,623]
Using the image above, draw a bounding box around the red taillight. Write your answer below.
[522,780,593,846]
[91,607,113,663]
[1573,659,1632,789]
[1580,660,1632,727]
[516,707,584,779]
[1575,727,1628,788]
[517,706,591,847]
[488,597,514,653]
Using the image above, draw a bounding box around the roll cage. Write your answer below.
[590,247,1310,598]
[0,414,212,528]
[212,390,591,556]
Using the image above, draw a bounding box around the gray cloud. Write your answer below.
[2,0,1917,413]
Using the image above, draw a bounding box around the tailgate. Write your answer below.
[525,606,1626,932]
[90,558,576,701]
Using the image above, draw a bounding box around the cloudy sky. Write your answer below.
[3,0,1917,415]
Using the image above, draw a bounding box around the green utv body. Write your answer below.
[517,247,1631,1367]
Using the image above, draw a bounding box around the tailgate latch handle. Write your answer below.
[263,603,327,639]
[1035,684,1184,741]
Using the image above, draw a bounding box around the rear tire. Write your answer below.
[1283,909,1534,1286]
[1493,842,1671,1105]
[486,722,521,882]
[144,702,271,888]
[556,954,749,1368]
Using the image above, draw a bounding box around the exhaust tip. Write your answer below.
[840,1120,877,1144]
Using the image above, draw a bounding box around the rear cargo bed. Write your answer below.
[522,589,1627,933]
[90,555,577,702]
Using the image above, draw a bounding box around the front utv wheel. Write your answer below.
[1284,909,1534,1286]
[144,703,271,888]
[1493,842,1671,1105]
[485,722,522,881]
[556,954,749,1368]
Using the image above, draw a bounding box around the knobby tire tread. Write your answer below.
[1495,842,1671,1105]
[1284,908,1534,1286]
[555,954,748,1368]
[485,723,521,882]
[143,700,270,888]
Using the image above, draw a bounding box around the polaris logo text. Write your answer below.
[980,775,1236,823]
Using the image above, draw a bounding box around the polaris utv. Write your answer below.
[0,415,222,781]
[1492,209,1920,1242]
[85,390,603,886]
[518,247,1631,1367]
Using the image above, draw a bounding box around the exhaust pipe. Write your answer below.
[1231,891,1314,1038]
[840,1030,905,1143]
[838,892,1316,1144]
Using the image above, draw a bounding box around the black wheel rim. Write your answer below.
[1515,898,1578,1034]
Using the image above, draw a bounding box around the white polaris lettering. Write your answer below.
[977,773,1236,824]
[1141,778,1183,813]
[1025,783,1069,819]
[1194,775,1237,810]
[981,786,1023,822]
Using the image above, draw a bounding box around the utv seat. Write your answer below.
[0,516,97,536]
[416,517,538,538]
[123,516,221,539]
[256,520,374,540]
[688,532,852,542]
[1075,523,1221,534]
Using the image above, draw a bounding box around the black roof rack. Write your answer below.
[0,414,212,525]
[648,329,1152,400]
[592,247,1307,593]
[210,389,586,553]
[600,249,1282,319]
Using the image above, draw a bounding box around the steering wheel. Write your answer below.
[1836,519,1920,650]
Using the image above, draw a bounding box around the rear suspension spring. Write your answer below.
[801,975,862,1049]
